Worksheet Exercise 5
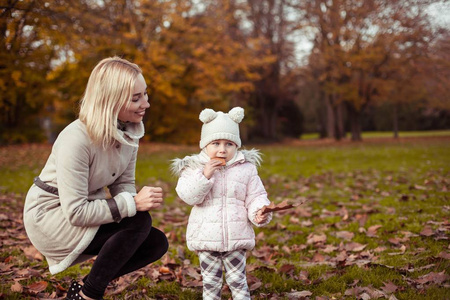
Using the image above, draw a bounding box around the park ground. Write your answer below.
[0,133,449,299]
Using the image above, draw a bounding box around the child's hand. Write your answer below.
[254,208,269,225]
[203,159,224,179]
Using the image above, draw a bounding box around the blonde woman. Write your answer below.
[23,57,168,300]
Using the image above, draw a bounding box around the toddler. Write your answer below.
[171,107,272,300]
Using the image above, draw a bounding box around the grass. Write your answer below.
[300,129,450,140]
[0,136,449,299]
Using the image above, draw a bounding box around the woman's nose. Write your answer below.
[142,99,150,108]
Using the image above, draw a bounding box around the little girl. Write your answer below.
[171,107,272,300]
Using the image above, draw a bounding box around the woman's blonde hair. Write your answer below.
[79,56,142,149]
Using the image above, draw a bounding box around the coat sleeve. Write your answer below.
[175,167,214,206]
[245,165,272,227]
[55,128,136,227]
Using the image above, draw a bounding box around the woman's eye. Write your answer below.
[132,98,139,102]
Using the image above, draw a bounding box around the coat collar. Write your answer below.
[113,121,145,148]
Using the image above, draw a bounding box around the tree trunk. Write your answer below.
[393,104,399,139]
[326,94,335,139]
[347,104,362,141]
[336,101,345,140]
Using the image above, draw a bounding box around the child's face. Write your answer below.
[205,139,237,161]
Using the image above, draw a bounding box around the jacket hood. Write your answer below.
[170,149,262,177]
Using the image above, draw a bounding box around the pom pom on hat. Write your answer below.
[228,107,244,123]
[199,109,217,124]
[199,107,245,149]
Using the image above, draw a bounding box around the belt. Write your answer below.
[33,176,121,223]
[34,177,59,196]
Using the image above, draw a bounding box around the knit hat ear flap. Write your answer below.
[228,107,244,123]
[199,109,218,124]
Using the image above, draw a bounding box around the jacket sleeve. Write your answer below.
[55,128,136,227]
[175,167,214,206]
[245,165,272,227]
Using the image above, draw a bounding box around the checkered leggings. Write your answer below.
[198,249,250,300]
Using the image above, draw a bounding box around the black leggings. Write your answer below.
[80,212,168,299]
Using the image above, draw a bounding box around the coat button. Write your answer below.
[112,173,116,176]
[116,144,120,149]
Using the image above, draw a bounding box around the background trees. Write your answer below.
[1,0,448,144]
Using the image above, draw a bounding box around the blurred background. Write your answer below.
[1,0,449,145]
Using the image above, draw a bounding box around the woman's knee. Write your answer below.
[151,227,169,256]
[125,211,152,233]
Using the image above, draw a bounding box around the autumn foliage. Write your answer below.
[1,0,449,145]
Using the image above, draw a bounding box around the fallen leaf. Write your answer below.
[26,281,48,294]
[381,281,398,294]
[261,200,295,215]
[416,271,449,285]
[22,245,43,261]
[286,290,312,299]
[420,227,434,237]
[307,233,327,245]
[336,231,354,241]
[159,266,171,274]
[367,225,382,237]
[279,264,295,274]
[10,281,23,293]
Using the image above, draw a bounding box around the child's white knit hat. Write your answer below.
[199,107,244,149]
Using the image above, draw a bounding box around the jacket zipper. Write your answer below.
[222,167,228,250]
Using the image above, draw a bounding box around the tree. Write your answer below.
[298,0,440,141]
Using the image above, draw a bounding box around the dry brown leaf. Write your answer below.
[416,271,449,285]
[420,226,434,237]
[261,200,295,215]
[10,281,23,293]
[27,280,48,294]
[367,225,382,237]
[336,231,354,241]
[437,251,450,260]
[381,281,398,294]
[286,290,312,298]
[22,245,43,261]
[307,233,327,245]
[279,264,295,274]
[159,266,171,274]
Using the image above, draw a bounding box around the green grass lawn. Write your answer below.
[301,129,450,140]
[0,137,449,299]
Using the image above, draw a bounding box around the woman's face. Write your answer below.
[118,73,150,123]
[205,139,237,161]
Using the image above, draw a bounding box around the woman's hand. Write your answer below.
[134,186,164,211]
[203,159,224,179]
[254,208,269,225]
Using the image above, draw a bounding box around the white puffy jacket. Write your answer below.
[171,149,272,252]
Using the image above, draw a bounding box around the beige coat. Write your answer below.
[23,119,143,274]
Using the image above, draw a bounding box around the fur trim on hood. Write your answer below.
[170,149,262,177]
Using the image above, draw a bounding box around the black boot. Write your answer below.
[66,281,84,299]
[65,280,103,300]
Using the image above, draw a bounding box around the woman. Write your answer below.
[23,57,168,300]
